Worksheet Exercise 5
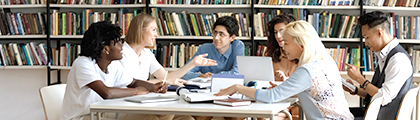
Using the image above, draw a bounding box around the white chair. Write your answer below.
[416,87,420,120]
[363,96,384,120]
[397,87,419,120]
[39,84,67,120]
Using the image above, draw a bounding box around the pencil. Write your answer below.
[163,70,168,84]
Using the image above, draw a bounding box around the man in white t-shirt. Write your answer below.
[61,22,166,120]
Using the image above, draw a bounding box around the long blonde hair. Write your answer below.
[281,20,327,66]
[125,12,155,48]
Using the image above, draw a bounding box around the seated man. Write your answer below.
[181,16,245,80]
[343,11,414,120]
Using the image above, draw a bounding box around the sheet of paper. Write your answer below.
[211,74,244,99]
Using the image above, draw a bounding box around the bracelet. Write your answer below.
[350,87,358,95]
[362,80,371,89]
[362,80,369,88]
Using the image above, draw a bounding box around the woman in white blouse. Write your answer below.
[119,13,217,86]
[215,21,354,120]
[118,13,217,120]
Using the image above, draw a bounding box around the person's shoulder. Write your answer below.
[73,56,94,65]
[142,48,155,56]
[232,39,244,46]
[200,43,214,48]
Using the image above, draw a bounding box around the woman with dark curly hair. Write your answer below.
[265,14,298,81]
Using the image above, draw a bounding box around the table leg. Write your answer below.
[98,112,102,120]
[90,112,94,120]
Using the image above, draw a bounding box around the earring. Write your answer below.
[106,51,109,55]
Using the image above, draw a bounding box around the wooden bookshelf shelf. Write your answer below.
[50,66,72,70]
[0,65,46,70]
[49,4,146,8]
[50,35,126,39]
[51,35,83,39]
[254,5,359,9]
[149,4,251,8]
[254,37,360,42]
[399,39,420,44]
[0,4,46,8]
[364,6,420,11]
[157,36,251,40]
[0,35,47,39]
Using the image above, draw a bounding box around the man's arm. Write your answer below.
[127,79,167,93]
[87,80,148,99]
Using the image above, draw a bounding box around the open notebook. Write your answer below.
[124,94,179,103]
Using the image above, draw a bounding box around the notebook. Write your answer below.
[181,92,228,103]
[124,95,179,103]
[213,99,252,107]
[237,56,275,84]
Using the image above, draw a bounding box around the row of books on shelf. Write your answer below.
[257,0,358,6]
[366,0,420,7]
[0,42,48,66]
[51,43,81,66]
[389,13,420,40]
[254,10,360,39]
[50,9,142,36]
[0,11,47,35]
[326,46,420,73]
[151,8,250,37]
[326,46,370,72]
[51,0,143,5]
[153,42,251,68]
[410,49,420,73]
[254,45,368,72]
[0,0,45,5]
[150,0,250,5]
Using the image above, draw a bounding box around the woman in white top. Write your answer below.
[118,13,217,120]
[61,21,166,120]
[119,13,217,87]
[215,21,354,120]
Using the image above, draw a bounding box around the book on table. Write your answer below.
[181,92,228,103]
[213,99,252,107]
[124,95,179,103]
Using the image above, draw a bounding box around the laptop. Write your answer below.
[237,56,275,84]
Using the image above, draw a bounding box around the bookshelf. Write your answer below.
[253,5,360,9]
[49,4,146,8]
[0,0,419,86]
[149,4,251,8]
[0,65,47,70]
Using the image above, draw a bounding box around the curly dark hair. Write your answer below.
[212,16,239,37]
[80,21,123,60]
[359,11,390,34]
[265,14,296,63]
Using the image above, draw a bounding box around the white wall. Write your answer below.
[0,69,47,120]
[0,69,69,120]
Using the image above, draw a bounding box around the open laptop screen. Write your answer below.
[237,56,275,84]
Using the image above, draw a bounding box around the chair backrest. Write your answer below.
[364,96,384,120]
[397,87,419,120]
[39,84,67,120]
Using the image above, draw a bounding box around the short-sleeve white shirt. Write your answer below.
[61,56,133,120]
[119,42,163,80]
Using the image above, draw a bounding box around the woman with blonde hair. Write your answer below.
[118,13,217,120]
[215,21,354,120]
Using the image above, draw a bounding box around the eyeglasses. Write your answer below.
[212,32,229,38]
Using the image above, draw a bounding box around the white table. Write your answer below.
[90,93,296,120]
